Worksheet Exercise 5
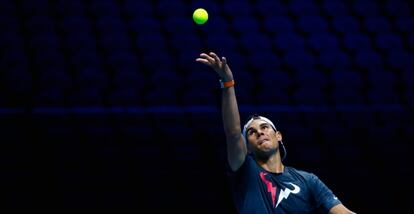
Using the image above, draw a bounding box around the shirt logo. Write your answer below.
[259,172,301,208]
[276,182,300,207]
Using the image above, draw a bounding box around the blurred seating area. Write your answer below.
[0,0,413,212]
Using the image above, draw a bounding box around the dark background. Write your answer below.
[1,0,413,212]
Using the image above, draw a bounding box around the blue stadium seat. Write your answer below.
[163,126,195,147]
[274,32,305,51]
[246,51,281,73]
[181,89,216,105]
[21,0,50,15]
[136,32,167,51]
[292,87,328,105]
[33,49,65,68]
[409,34,414,49]
[330,70,365,105]
[330,88,365,105]
[352,1,381,16]
[322,0,350,17]
[89,0,120,16]
[128,16,162,34]
[308,32,340,51]
[260,70,292,89]
[294,69,329,89]
[404,91,414,107]
[56,0,86,15]
[401,69,414,91]
[145,88,181,105]
[156,0,187,17]
[178,50,207,72]
[65,88,105,107]
[163,16,195,35]
[332,16,360,34]
[190,0,221,14]
[98,32,131,52]
[64,32,97,53]
[289,0,320,16]
[185,70,217,90]
[318,50,351,69]
[170,34,203,52]
[231,16,260,33]
[343,33,372,52]
[320,125,351,144]
[67,68,108,106]
[303,111,340,127]
[74,68,109,91]
[367,70,397,92]
[367,89,401,105]
[264,16,295,34]
[107,69,145,106]
[95,15,127,34]
[368,125,400,148]
[363,16,392,34]
[339,111,376,129]
[149,70,182,92]
[107,88,142,106]
[239,33,273,53]
[384,0,412,17]
[122,0,155,17]
[0,31,24,51]
[28,32,60,51]
[377,109,412,128]
[35,70,71,106]
[223,0,252,16]
[375,33,404,51]
[0,48,27,68]
[223,52,249,72]
[1,67,33,94]
[60,15,93,34]
[0,0,16,15]
[366,69,401,105]
[0,15,20,32]
[112,68,146,91]
[69,50,101,69]
[281,125,316,145]
[331,70,364,90]
[386,50,414,70]
[206,34,237,52]
[283,50,316,69]
[292,141,326,165]
[298,15,329,33]
[106,50,139,70]
[255,0,289,15]
[395,17,414,33]
[25,15,55,34]
[354,50,384,70]
[201,14,230,34]
[255,88,290,105]
[141,51,174,70]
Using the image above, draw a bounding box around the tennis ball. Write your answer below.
[193,8,208,25]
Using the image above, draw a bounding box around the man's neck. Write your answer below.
[256,154,284,173]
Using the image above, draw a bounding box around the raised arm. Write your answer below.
[196,52,247,171]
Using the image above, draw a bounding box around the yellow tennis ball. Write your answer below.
[193,8,208,25]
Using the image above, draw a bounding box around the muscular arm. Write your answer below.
[221,83,247,171]
[329,204,357,214]
[196,52,247,171]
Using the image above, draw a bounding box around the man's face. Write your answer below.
[246,119,282,153]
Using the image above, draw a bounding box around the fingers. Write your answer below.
[221,56,227,66]
[195,58,211,66]
[199,53,216,64]
[209,52,221,64]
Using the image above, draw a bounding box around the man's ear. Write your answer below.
[276,131,283,141]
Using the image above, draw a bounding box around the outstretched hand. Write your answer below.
[196,52,233,81]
